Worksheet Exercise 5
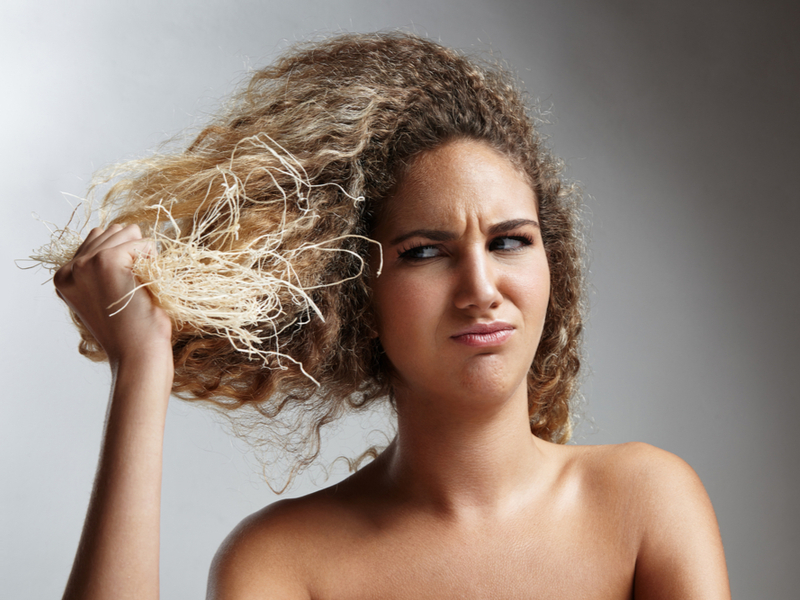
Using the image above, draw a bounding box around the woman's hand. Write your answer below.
[54,224,172,364]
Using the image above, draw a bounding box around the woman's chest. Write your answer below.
[305,509,638,600]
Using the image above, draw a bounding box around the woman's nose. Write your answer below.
[453,248,503,311]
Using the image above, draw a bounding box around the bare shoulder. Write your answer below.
[207,456,389,599]
[569,442,721,542]
[551,441,700,500]
[586,442,714,522]
[582,441,701,484]
[567,442,730,599]
[207,498,308,600]
[207,489,346,600]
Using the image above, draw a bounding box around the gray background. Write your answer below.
[2,0,798,597]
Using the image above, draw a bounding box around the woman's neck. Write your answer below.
[383,383,550,519]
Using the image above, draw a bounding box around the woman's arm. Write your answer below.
[630,444,731,600]
[55,225,174,600]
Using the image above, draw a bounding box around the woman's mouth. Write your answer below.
[451,322,514,347]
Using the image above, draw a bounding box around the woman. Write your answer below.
[53,32,730,599]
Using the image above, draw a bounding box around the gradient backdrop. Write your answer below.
[2,0,798,597]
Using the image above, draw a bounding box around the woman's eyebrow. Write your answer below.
[390,229,457,246]
[389,219,539,246]
[488,218,539,235]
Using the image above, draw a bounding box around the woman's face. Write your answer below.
[370,138,550,408]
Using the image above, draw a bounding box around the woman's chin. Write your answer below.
[443,361,529,412]
[390,353,530,414]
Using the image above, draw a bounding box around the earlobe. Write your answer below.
[367,321,380,339]
[364,308,380,339]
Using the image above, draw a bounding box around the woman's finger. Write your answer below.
[56,227,154,295]
[77,223,139,258]
[74,224,122,257]
[110,237,158,265]
[71,237,156,285]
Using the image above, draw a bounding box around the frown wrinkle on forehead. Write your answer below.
[375,139,539,237]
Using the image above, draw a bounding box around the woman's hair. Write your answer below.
[71,32,584,476]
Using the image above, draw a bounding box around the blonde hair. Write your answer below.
[57,32,584,479]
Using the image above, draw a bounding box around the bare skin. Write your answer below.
[57,140,730,599]
[210,441,726,599]
[55,224,173,600]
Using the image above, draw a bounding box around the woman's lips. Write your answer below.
[451,323,514,347]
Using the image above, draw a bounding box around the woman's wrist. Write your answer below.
[110,343,175,409]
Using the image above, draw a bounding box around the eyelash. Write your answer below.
[398,234,534,262]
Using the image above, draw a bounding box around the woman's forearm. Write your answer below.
[63,350,173,600]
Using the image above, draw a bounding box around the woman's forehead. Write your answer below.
[376,139,538,233]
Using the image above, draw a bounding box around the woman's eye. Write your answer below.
[490,235,532,251]
[399,244,441,261]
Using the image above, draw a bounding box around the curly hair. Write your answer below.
[70,32,584,477]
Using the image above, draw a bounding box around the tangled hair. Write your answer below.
[53,32,584,479]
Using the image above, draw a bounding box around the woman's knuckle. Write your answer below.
[73,255,92,271]
[53,267,69,288]
[92,250,116,269]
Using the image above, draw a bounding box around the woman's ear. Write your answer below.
[365,310,380,339]
[363,280,381,340]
